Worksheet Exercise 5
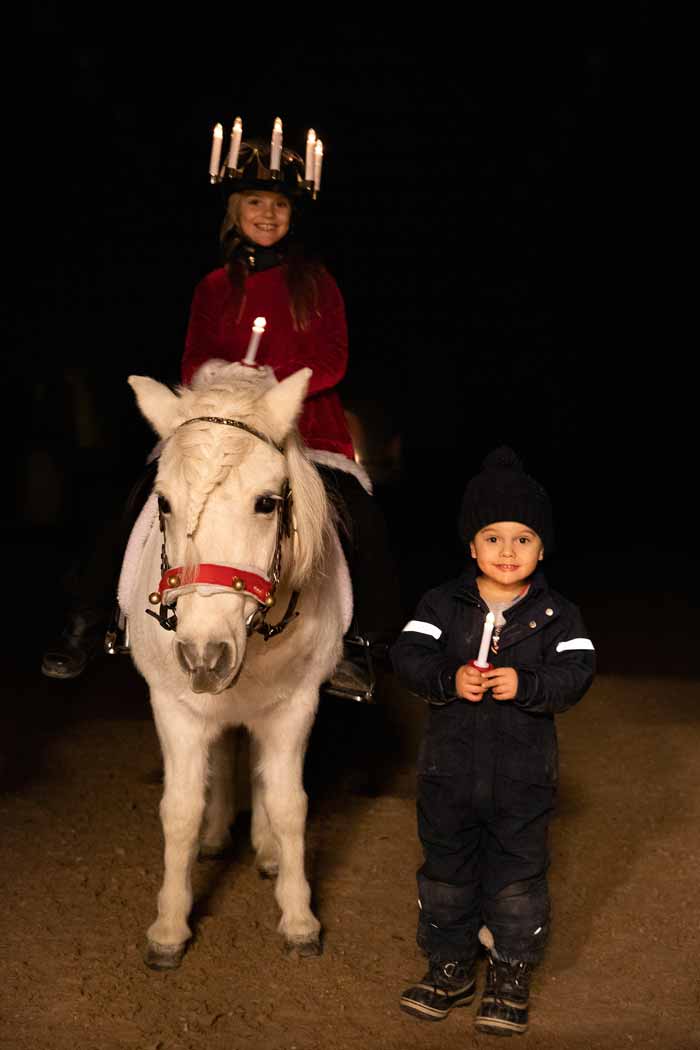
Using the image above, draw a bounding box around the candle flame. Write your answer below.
[274,117,283,132]
[253,316,267,332]
[307,128,316,144]
[234,116,242,131]
[213,123,223,138]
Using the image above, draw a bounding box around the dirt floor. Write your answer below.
[2,568,699,1050]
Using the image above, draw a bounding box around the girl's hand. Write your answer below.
[456,664,487,702]
[481,667,518,700]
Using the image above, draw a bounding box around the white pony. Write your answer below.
[126,362,348,969]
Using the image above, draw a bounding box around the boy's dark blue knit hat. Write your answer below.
[458,446,554,552]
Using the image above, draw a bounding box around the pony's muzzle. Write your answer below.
[176,640,235,694]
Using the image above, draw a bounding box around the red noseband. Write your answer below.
[154,563,274,606]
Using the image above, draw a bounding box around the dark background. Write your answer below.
[17,21,688,650]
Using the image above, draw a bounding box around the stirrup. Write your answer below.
[323,635,376,704]
[104,607,130,656]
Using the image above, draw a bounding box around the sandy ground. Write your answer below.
[1,592,699,1050]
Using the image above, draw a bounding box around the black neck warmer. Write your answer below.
[232,236,289,274]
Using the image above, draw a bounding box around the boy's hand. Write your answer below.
[481,667,518,700]
[456,663,487,702]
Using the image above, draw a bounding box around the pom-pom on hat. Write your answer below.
[458,447,554,552]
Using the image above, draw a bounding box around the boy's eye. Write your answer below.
[518,537,531,544]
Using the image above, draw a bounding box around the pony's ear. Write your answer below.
[128,376,182,438]
[259,368,312,439]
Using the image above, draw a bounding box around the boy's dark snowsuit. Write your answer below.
[391,563,595,965]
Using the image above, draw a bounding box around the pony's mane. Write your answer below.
[162,371,332,587]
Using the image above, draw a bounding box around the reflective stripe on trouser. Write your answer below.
[483,874,550,963]
[416,873,480,964]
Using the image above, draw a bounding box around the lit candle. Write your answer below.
[474,612,495,669]
[313,138,323,194]
[209,123,223,182]
[270,117,283,172]
[305,128,316,182]
[226,116,243,171]
[242,317,267,365]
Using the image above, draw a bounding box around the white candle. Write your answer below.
[242,316,267,365]
[270,117,283,171]
[313,139,323,193]
[209,122,223,182]
[475,612,495,668]
[226,116,243,171]
[305,128,316,181]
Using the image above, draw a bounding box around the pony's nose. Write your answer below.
[176,641,233,693]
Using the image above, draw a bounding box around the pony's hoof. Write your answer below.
[144,940,187,971]
[284,935,322,958]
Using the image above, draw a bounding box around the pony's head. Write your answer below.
[129,364,332,694]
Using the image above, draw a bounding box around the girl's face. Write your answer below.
[237,191,291,247]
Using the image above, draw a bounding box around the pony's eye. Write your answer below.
[255,495,277,515]
[158,495,171,515]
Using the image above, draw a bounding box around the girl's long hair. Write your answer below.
[220,193,324,331]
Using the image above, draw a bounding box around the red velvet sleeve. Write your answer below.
[181,275,225,387]
[272,271,349,397]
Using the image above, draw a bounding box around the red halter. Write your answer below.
[146,415,298,639]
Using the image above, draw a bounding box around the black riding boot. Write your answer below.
[316,465,401,704]
[324,622,377,703]
[40,460,157,680]
[41,607,107,679]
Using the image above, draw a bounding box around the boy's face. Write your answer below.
[470,521,544,588]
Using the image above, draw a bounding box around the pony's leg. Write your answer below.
[252,699,321,955]
[250,734,279,877]
[145,698,213,970]
[200,729,235,858]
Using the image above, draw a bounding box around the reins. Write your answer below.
[145,415,300,641]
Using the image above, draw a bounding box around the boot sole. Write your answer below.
[475,1015,528,1036]
[41,660,87,680]
[400,990,475,1021]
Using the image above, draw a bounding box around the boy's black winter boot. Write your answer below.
[475,954,531,1037]
[400,959,476,1021]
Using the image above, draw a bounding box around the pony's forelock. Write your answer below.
[159,376,331,585]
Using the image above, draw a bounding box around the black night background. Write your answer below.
[3,18,697,1050]
[16,31,688,626]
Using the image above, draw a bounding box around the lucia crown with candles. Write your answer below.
[209,116,324,199]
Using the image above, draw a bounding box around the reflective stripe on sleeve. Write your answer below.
[556,638,595,653]
[402,620,442,640]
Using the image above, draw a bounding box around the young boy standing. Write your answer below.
[391,448,595,1037]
